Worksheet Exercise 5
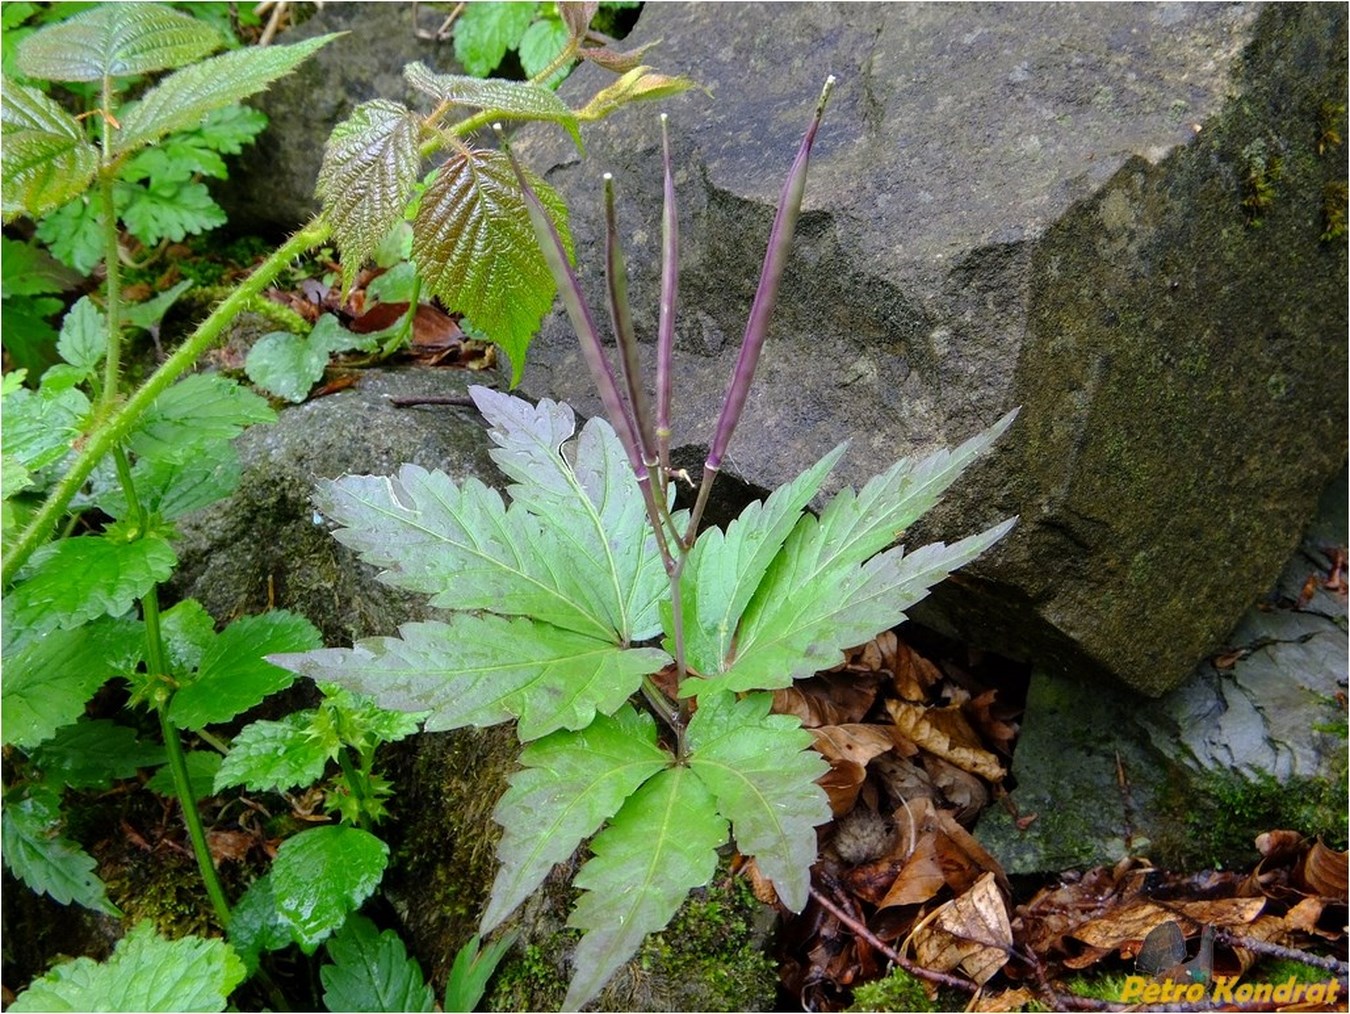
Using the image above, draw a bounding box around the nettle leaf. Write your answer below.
[1,380,89,475]
[128,372,275,462]
[159,598,217,677]
[686,692,828,912]
[271,615,667,742]
[5,532,177,640]
[214,711,333,794]
[8,920,245,1013]
[2,617,141,748]
[0,80,99,221]
[15,3,223,81]
[564,766,727,1011]
[32,718,165,789]
[169,610,321,730]
[412,149,571,386]
[471,386,667,641]
[483,704,670,932]
[1,790,120,916]
[114,33,338,154]
[316,99,422,289]
[313,464,613,640]
[517,17,572,87]
[271,825,389,954]
[55,295,107,377]
[404,62,580,150]
[452,1,537,77]
[321,915,435,1014]
[96,444,243,521]
[675,444,845,675]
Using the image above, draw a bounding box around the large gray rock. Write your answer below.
[508,2,1349,696]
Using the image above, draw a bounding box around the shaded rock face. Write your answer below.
[506,2,1349,696]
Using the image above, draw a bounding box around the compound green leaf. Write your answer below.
[270,615,667,742]
[8,920,245,1013]
[169,610,321,730]
[404,62,580,150]
[214,712,332,794]
[469,386,666,641]
[483,704,670,933]
[687,692,828,912]
[321,915,435,1014]
[2,617,140,748]
[127,372,274,462]
[0,81,98,220]
[313,464,612,640]
[412,148,570,386]
[5,532,177,639]
[452,1,537,77]
[675,444,845,674]
[32,718,165,789]
[316,99,422,290]
[55,295,106,376]
[118,178,226,245]
[114,33,338,153]
[15,3,223,81]
[33,192,104,273]
[271,825,388,954]
[0,378,89,475]
[564,766,726,1011]
[1,790,120,916]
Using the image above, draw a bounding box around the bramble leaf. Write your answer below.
[1,790,121,916]
[404,62,580,149]
[1,378,89,475]
[0,80,98,221]
[2,618,141,748]
[674,444,845,674]
[114,33,338,153]
[470,386,668,641]
[270,615,668,742]
[169,610,322,730]
[482,704,670,932]
[271,825,389,953]
[564,766,727,1011]
[321,915,435,1014]
[15,3,222,81]
[412,149,570,385]
[127,372,275,462]
[316,99,422,291]
[312,464,614,640]
[687,692,828,911]
[4,532,177,639]
[55,295,106,376]
[8,920,244,1013]
[452,1,537,77]
[214,712,333,794]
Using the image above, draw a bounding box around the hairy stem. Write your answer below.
[656,113,678,475]
[2,220,330,585]
[98,75,123,409]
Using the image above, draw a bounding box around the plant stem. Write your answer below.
[98,74,123,409]
[604,174,657,464]
[2,220,330,585]
[335,748,374,833]
[656,113,678,475]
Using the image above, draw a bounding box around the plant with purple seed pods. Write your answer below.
[274,77,1017,1010]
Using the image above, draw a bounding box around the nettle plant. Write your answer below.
[274,79,1017,1009]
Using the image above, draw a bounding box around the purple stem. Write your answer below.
[604,173,657,464]
[705,75,835,471]
[656,113,678,474]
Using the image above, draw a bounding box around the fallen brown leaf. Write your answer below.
[1299,840,1349,898]
[912,871,1013,985]
[888,699,1006,782]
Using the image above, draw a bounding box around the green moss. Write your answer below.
[1058,973,1136,1004]
[490,939,571,1012]
[848,966,938,1012]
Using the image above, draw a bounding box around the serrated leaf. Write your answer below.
[321,915,435,1013]
[576,65,695,122]
[1,791,121,916]
[316,99,421,290]
[158,597,217,676]
[564,766,727,1010]
[3,453,35,501]
[271,825,389,954]
[686,692,828,911]
[145,748,221,801]
[118,178,226,245]
[113,33,337,153]
[517,18,572,88]
[1,235,82,297]
[2,618,141,748]
[5,533,177,639]
[32,718,165,789]
[214,712,332,794]
[676,443,845,674]
[405,62,580,149]
[127,372,274,462]
[227,874,292,975]
[55,295,106,375]
[452,1,537,77]
[470,386,667,641]
[1,79,99,219]
[121,277,193,330]
[95,443,242,521]
[16,3,222,81]
[33,193,104,273]
[1,379,89,474]
[245,315,374,403]
[312,464,612,640]
[444,932,518,1014]
[169,610,321,730]
[482,704,670,932]
[271,615,667,742]
[412,149,571,386]
[8,920,245,1013]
